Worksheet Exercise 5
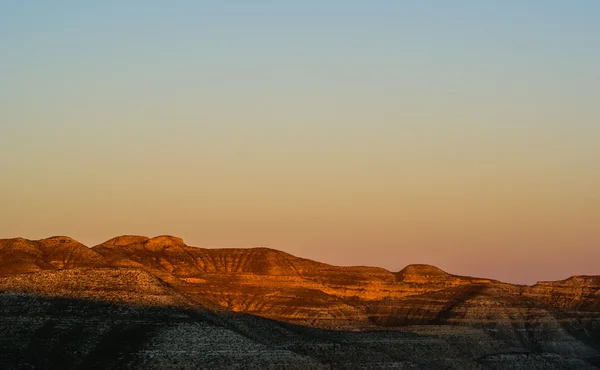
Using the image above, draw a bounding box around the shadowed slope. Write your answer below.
[1,235,600,368]
[523,276,600,311]
[1,293,598,370]
[0,267,195,307]
[0,235,599,332]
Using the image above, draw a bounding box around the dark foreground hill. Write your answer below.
[1,235,599,369]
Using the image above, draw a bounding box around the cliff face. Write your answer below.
[1,235,599,329]
[89,236,489,327]
[0,236,105,276]
[1,235,599,369]
[0,268,193,307]
[521,276,600,311]
[3,293,597,370]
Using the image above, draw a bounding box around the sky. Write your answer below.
[1,1,599,284]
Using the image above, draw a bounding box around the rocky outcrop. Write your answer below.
[2,235,599,330]
[0,267,193,307]
[0,236,105,276]
[89,236,481,327]
[395,264,451,283]
[523,276,600,311]
[1,293,598,369]
[1,235,599,368]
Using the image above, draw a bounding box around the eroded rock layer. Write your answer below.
[0,235,599,368]
[1,235,599,329]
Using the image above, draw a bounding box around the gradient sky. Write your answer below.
[1,1,599,284]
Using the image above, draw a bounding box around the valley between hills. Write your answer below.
[1,235,599,369]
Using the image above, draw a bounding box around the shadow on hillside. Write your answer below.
[2,291,600,370]
[0,292,429,370]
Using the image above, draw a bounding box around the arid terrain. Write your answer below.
[1,235,599,369]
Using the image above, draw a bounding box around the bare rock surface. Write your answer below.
[0,235,599,369]
[0,236,105,276]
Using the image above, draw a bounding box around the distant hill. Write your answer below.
[1,235,599,369]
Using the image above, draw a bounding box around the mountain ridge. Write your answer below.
[1,235,600,368]
[1,235,599,323]
[3,234,585,285]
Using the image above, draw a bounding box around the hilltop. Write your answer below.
[1,235,599,369]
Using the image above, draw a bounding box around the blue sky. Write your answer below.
[1,1,599,283]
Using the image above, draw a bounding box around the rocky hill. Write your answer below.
[0,236,105,276]
[0,235,599,369]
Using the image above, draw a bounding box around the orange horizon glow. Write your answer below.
[1,2,599,285]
